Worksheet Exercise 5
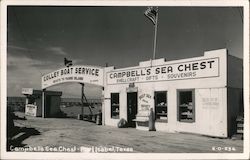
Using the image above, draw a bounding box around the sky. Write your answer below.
[7,6,243,98]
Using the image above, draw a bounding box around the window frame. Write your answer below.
[154,91,168,123]
[177,89,195,123]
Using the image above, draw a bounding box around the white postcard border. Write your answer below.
[1,0,249,160]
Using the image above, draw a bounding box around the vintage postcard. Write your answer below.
[0,0,249,159]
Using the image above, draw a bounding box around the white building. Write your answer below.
[102,49,243,138]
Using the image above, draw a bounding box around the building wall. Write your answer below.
[104,83,128,126]
[227,88,243,137]
[49,96,61,116]
[226,55,243,137]
[35,97,42,117]
[23,90,62,118]
[44,91,62,117]
[104,49,230,137]
[227,55,243,88]
[102,66,115,126]
[130,82,227,137]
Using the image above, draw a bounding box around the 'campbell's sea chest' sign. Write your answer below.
[107,57,219,85]
[42,65,103,89]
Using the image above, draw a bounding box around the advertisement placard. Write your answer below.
[25,104,37,117]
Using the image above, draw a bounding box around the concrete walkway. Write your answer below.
[12,112,243,153]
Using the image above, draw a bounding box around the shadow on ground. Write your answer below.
[7,126,41,151]
[7,111,41,151]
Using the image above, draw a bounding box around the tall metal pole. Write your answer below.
[153,8,158,60]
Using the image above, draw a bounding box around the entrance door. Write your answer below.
[127,92,138,127]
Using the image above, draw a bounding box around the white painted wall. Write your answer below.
[104,49,230,137]
[104,83,128,127]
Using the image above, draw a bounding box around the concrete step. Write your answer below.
[237,123,243,127]
[237,129,243,134]
[231,134,243,140]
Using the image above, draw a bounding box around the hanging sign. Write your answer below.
[107,57,219,85]
[22,88,33,95]
[42,65,104,89]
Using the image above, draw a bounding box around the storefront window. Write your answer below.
[111,93,119,119]
[178,90,195,122]
[155,91,168,122]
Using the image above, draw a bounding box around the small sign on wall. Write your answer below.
[25,104,37,116]
[138,93,152,112]
[202,97,219,109]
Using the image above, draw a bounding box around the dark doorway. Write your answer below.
[127,92,138,127]
[45,95,51,118]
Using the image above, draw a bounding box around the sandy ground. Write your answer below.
[11,112,243,153]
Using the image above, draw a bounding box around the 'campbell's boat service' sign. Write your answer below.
[42,65,103,89]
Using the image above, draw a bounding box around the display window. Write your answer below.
[177,90,195,122]
[155,91,168,122]
[111,93,120,119]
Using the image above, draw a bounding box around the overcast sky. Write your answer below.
[7,6,243,98]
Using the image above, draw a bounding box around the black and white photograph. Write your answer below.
[1,0,249,159]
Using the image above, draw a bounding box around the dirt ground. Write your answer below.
[10,112,243,153]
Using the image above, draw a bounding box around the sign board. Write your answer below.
[107,57,219,85]
[138,93,152,111]
[202,97,219,109]
[42,65,104,89]
[137,92,152,118]
[22,88,33,95]
[25,104,37,116]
